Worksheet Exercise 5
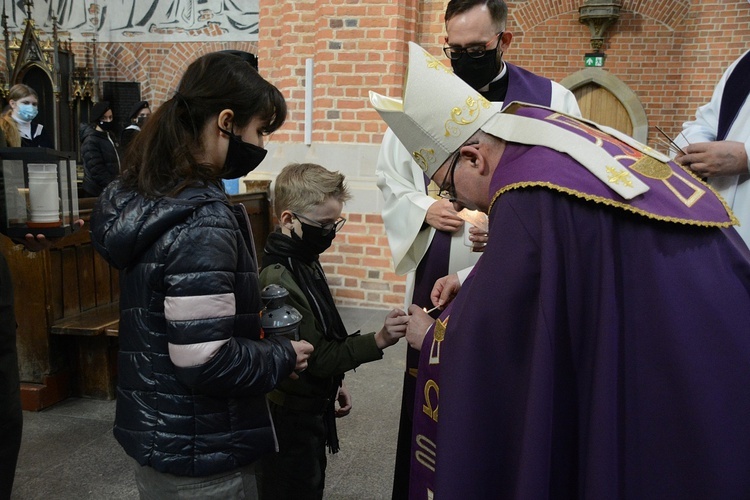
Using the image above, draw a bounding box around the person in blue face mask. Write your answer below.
[0,84,53,148]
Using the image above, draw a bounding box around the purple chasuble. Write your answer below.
[425,138,750,497]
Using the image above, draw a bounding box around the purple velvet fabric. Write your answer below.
[409,141,750,497]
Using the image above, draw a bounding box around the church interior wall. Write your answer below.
[2,0,748,308]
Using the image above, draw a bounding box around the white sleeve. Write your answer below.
[675,54,746,147]
[376,128,437,275]
[456,265,473,284]
[551,81,583,118]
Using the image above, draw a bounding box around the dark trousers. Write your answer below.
[259,401,326,500]
[0,254,22,500]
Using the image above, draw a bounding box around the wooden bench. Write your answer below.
[4,205,122,408]
[50,302,120,400]
[6,188,273,409]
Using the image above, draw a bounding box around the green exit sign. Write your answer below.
[585,53,605,67]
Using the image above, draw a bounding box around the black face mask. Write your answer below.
[98,120,115,132]
[291,222,336,256]
[136,115,148,127]
[218,126,268,179]
[451,49,502,90]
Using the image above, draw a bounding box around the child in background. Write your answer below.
[260,162,409,500]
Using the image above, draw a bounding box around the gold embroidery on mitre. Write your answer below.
[413,148,436,172]
[433,315,448,342]
[425,51,452,74]
[445,95,491,137]
[606,166,634,188]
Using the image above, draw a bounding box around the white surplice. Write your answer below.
[676,49,750,247]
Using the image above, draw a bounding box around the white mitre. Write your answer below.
[369,42,503,178]
[371,42,654,200]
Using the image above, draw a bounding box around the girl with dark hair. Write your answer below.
[81,101,120,197]
[89,52,313,499]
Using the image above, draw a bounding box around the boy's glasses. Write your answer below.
[293,213,347,236]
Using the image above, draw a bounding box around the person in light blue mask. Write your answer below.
[0,84,53,148]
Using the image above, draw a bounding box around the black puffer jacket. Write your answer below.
[90,179,297,477]
[80,123,120,197]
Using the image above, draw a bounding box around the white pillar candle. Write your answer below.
[27,163,61,224]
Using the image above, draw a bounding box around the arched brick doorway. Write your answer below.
[560,68,648,143]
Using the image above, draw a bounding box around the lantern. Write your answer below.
[0,148,80,239]
[260,284,303,341]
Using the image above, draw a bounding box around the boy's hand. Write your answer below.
[375,308,409,349]
[335,383,352,418]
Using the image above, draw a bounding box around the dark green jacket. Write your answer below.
[260,263,383,401]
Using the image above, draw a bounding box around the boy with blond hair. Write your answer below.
[259,163,408,499]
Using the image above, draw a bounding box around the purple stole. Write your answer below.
[504,62,553,106]
[408,278,467,500]
[405,72,555,500]
[717,50,750,141]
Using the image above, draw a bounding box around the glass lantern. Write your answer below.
[0,148,80,239]
[260,284,302,341]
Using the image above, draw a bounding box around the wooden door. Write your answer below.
[573,83,633,136]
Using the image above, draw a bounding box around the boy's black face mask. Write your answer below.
[291,222,336,256]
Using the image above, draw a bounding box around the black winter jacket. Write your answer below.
[90,179,297,477]
[81,124,120,197]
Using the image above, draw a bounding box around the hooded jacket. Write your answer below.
[80,123,120,197]
[90,179,296,477]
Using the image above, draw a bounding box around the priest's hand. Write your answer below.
[676,141,749,178]
[406,305,435,351]
[468,225,488,251]
[425,198,463,232]
[430,273,461,309]
[375,308,409,349]
[335,383,352,418]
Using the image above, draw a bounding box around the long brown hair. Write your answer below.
[0,84,39,147]
[121,52,286,197]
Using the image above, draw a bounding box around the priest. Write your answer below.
[371,42,750,499]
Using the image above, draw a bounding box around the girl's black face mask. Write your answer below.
[98,120,115,132]
[218,126,268,179]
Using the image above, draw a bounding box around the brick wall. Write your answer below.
[4,0,749,309]
[323,213,407,309]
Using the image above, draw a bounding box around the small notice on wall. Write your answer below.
[585,53,606,67]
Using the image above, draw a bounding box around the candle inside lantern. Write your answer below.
[27,163,61,227]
